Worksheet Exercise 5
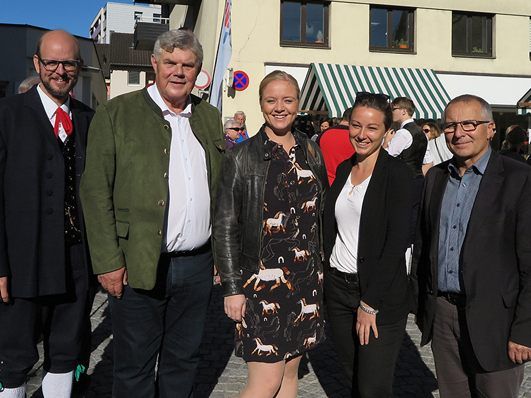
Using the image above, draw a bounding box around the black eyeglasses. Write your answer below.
[37,55,81,72]
[442,120,491,134]
[229,127,245,131]
[355,91,390,103]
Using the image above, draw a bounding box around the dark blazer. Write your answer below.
[323,149,414,325]
[414,151,531,372]
[0,86,94,298]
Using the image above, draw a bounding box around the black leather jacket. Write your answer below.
[213,126,328,297]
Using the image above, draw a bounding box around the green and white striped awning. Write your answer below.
[300,63,451,119]
[517,87,531,115]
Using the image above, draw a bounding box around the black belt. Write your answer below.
[437,291,466,306]
[327,266,358,283]
[162,240,211,258]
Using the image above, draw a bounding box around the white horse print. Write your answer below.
[243,265,293,292]
[289,162,315,184]
[263,211,287,235]
[301,197,317,213]
[303,332,317,348]
[259,300,280,316]
[251,338,279,356]
[294,298,320,323]
[292,247,310,262]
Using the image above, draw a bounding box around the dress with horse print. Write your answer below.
[235,141,325,362]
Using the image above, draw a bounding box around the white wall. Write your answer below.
[109,70,147,99]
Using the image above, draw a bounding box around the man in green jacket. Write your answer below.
[80,29,224,398]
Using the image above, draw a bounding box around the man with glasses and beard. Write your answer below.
[0,30,94,398]
[413,95,531,397]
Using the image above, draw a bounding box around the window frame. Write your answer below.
[127,70,141,86]
[280,1,330,49]
[451,12,494,59]
[369,5,415,54]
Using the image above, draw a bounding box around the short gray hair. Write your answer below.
[153,29,203,68]
[444,94,493,121]
[224,118,240,130]
[234,111,246,119]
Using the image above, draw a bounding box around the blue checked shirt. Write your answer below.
[437,147,491,293]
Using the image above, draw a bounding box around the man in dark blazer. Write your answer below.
[414,94,531,397]
[0,30,94,397]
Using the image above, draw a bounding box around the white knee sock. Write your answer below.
[42,371,73,398]
[0,385,26,398]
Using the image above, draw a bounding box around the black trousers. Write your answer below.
[431,296,524,398]
[0,243,90,388]
[325,269,406,398]
[109,248,213,398]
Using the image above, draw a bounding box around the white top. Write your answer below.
[329,173,372,274]
[386,118,414,157]
[423,145,433,164]
[37,84,71,143]
[147,84,211,252]
[428,134,453,165]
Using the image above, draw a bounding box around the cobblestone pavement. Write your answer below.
[27,287,531,397]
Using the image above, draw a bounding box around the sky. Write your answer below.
[0,0,134,38]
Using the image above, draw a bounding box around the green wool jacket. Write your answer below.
[80,88,224,290]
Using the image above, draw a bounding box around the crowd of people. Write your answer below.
[0,27,529,398]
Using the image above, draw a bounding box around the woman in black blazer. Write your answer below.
[323,93,414,397]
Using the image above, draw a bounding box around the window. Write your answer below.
[280,1,329,48]
[370,6,415,52]
[153,13,161,23]
[128,71,140,85]
[134,11,143,21]
[452,12,493,57]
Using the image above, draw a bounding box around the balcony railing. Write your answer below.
[134,16,170,24]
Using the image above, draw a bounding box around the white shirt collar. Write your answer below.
[147,84,192,117]
[36,84,70,124]
[400,118,414,129]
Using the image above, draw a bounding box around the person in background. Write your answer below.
[318,107,356,185]
[234,111,249,142]
[311,118,331,141]
[384,97,427,251]
[80,29,224,398]
[500,125,529,164]
[323,93,414,397]
[224,118,244,150]
[214,70,327,398]
[422,121,453,167]
[414,95,531,398]
[320,119,331,133]
[0,30,94,398]
[17,75,41,94]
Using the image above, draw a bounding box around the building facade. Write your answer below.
[0,24,107,107]
[167,0,531,141]
[90,2,163,44]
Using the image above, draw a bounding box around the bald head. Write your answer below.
[36,30,81,61]
[33,30,81,105]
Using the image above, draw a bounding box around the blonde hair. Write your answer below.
[259,70,300,101]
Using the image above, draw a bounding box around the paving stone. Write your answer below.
[24,286,530,397]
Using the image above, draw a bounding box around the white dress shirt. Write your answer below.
[387,118,414,157]
[147,84,211,252]
[37,84,71,142]
[329,174,371,274]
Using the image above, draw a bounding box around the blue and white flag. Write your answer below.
[209,0,232,110]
